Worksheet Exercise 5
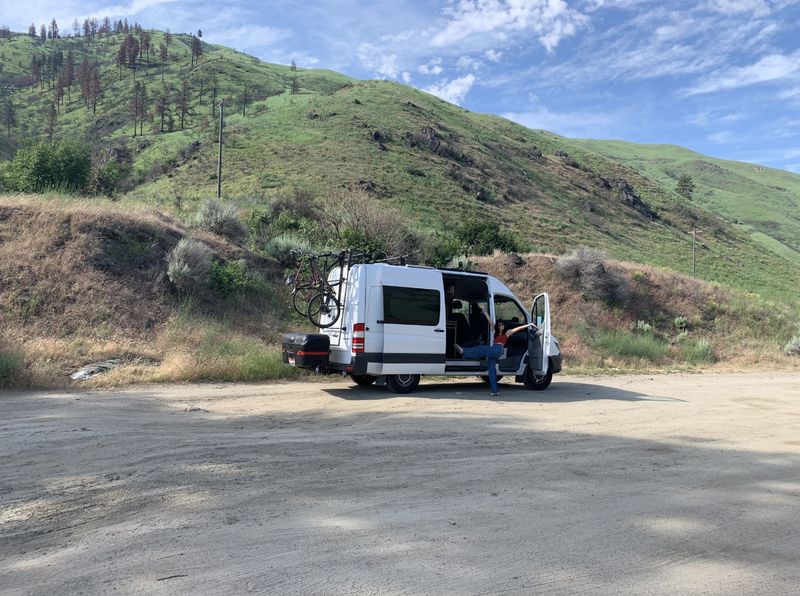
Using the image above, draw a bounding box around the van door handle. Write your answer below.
[434,328,445,333]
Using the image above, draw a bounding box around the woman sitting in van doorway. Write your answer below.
[455,307,537,396]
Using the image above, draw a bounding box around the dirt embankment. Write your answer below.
[0,196,282,387]
[0,196,797,388]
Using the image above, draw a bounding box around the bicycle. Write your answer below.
[287,251,345,328]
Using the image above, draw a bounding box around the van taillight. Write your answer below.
[352,323,365,354]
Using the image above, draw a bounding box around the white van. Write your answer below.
[281,263,562,393]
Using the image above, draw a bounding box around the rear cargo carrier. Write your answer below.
[281,333,330,369]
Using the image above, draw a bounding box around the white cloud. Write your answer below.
[419,58,444,75]
[402,71,412,83]
[431,0,589,53]
[358,43,401,79]
[206,25,291,50]
[88,0,178,18]
[424,74,477,105]
[684,50,800,95]
[457,55,482,70]
[707,130,736,143]
[707,0,773,16]
[484,49,503,62]
[503,103,619,137]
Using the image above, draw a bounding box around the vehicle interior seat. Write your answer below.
[450,299,473,345]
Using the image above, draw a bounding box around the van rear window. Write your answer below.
[383,286,440,326]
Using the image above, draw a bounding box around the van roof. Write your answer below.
[366,263,489,277]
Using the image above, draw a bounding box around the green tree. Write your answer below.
[676,174,695,199]
[2,98,16,138]
[6,140,91,192]
[454,217,522,256]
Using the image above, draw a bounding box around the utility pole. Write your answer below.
[691,229,701,277]
[216,99,224,199]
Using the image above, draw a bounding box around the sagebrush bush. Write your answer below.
[784,335,800,356]
[195,199,248,242]
[634,320,652,334]
[167,238,213,293]
[263,232,313,266]
[555,247,631,304]
[674,316,688,331]
[682,339,715,364]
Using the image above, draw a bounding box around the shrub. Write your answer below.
[210,259,248,297]
[784,335,800,356]
[674,316,688,331]
[420,232,461,268]
[454,217,522,256]
[634,320,652,334]
[631,270,648,282]
[263,232,313,266]
[167,238,213,293]
[195,199,248,242]
[555,247,631,305]
[593,330,668,361]
[6,140,91,192]
[318,188,419,258]
[0,349,23,388]
[682,339,715,364]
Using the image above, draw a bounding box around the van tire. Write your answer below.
[523,364,552,390]
[350,374,376,387]
[386,374,420,394]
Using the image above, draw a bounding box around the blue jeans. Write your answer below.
[462,343,503,393]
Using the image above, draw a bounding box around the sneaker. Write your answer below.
[490,392,499,397]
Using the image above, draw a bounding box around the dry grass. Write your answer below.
[2,195,797,388]
[475,251,800,373]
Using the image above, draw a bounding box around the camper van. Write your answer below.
[281,263,561,393]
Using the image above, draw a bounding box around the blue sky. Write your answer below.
[5,0,800,171]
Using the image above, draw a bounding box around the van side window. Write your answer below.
[383,286,441,326]
[494,295,526,325]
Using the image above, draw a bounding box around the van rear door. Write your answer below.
[529,293,551,375]
[378,268,446,375]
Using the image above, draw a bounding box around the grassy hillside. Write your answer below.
[1,30,799,305]
[1,195,796,388]
[564,139,800,265]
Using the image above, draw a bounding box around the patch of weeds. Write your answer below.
[592,330,668,361]
[210,259,248,297]
[682,339,715,364]
[0,350,24,388]
[784,335,800,356]
[674,316,688,331]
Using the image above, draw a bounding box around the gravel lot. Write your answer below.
[2,372,799,595]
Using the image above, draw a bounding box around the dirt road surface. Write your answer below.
[2,372,799,594]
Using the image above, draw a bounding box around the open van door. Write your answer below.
[529,293,551,376]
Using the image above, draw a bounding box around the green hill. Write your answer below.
[563,139,800,264]
[1,29,799,305]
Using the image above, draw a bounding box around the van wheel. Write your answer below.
[386,374,420,394]
[523,365,552,390]
[350,374,376,387]
[479,375,504,384]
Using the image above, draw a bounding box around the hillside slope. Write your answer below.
[1,30,799,304]
[564,139,800,265]
[1,196,796,388]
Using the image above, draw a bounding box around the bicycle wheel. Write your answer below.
[292,284,315,316]
[308,291,342,328]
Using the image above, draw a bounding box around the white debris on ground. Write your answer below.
[70,359,121,381]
